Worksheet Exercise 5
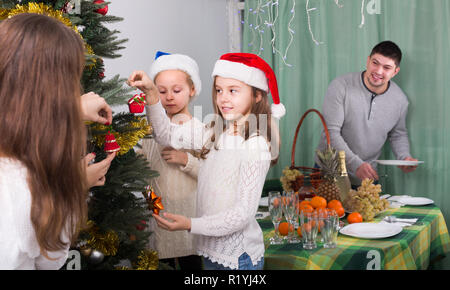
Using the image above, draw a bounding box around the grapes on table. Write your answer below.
[280,166,303,192]
[343,179,389,221]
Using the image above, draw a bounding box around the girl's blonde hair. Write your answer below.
[0,14,88,258]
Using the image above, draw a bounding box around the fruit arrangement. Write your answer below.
[280,166,303,192]
[299,197,345,218]
[343,179,389,221]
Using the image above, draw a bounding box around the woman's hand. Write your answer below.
[153,212,191,231]
[80,92,112,124]
[84,152,115,188]
[161,147,188,166]
[127,70,159,105]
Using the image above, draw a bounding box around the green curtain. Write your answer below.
[243,0,450,227]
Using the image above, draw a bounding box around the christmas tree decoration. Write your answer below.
[134,249,159,270]
[93,0,108,15]
[128,93,146,114]
[89,249,105,264]
[104,131,121,153]
[90,114,151,155]
[143,186,164,215]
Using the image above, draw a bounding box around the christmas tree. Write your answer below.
[0,0,161,270]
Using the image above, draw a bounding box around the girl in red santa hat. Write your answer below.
[128,53,285,270]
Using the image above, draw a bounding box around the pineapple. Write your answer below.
[316,145,341,202]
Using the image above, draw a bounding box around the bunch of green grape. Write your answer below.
[344,179,389,221]
[280,167,303,192]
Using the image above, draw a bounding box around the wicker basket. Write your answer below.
[289,109,331,192]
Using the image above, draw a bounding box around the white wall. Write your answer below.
[103,0,230,116]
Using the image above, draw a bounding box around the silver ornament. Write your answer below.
[89,249,105,264]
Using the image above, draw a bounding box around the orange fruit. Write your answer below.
[299,204,314,213]
[311,196,327,209]
[273,197,280,207]
[327,200,343,209]
[335,206,345,218]
[278,222,293,236]
[347,212,363,224]
[302,221,312,233]
[297,226,302,238]
[299,200,312,207]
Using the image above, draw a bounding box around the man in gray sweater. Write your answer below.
[316,41,418,186]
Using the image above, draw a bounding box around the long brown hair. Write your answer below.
[0,14,87,257]
[200,77,280,166]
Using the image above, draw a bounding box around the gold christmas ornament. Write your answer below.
[135,250,159,270]
[83,220,120,257]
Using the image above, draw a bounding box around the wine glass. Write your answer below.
[282,191,299,243]
[269,191,283,245]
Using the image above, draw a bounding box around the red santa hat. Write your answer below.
[212,53,286,119]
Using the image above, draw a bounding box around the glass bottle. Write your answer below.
[298,176,317,201]
[336,151,351,203]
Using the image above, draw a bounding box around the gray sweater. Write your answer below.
[316,72,411,185]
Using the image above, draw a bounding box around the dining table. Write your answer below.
[258,204,450,270]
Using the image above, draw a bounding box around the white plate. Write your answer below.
[259,196,268,207]
[376,160,424,166]
[339,223,402,239]
[388,196,434,206]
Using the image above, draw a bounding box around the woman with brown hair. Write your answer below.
[0,13,112,269]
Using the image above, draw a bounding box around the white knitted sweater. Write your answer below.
[146,102,271,269]
[0,158,69,270]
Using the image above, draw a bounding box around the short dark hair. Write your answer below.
[370,41,402,66]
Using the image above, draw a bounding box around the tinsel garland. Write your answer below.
[0,2,96,66]
[84,220,120,257]
[135,249,159,270]
[113,249,158,270]
[90,117,151,155]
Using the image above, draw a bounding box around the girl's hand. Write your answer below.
[127,70,159,105]
[161,147,188,166]
[80,92,113,124]
[153,212,191,231]
[84,152,116,187]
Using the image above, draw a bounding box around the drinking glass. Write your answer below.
[300,210,319,250]
[269,191,283,245]
[320,209,339,248]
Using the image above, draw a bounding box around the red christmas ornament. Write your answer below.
[93,0,108,15]
[136,220,147,231]
[104,131,120,153]
[128,93,146,114]
[98,71,105,79]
